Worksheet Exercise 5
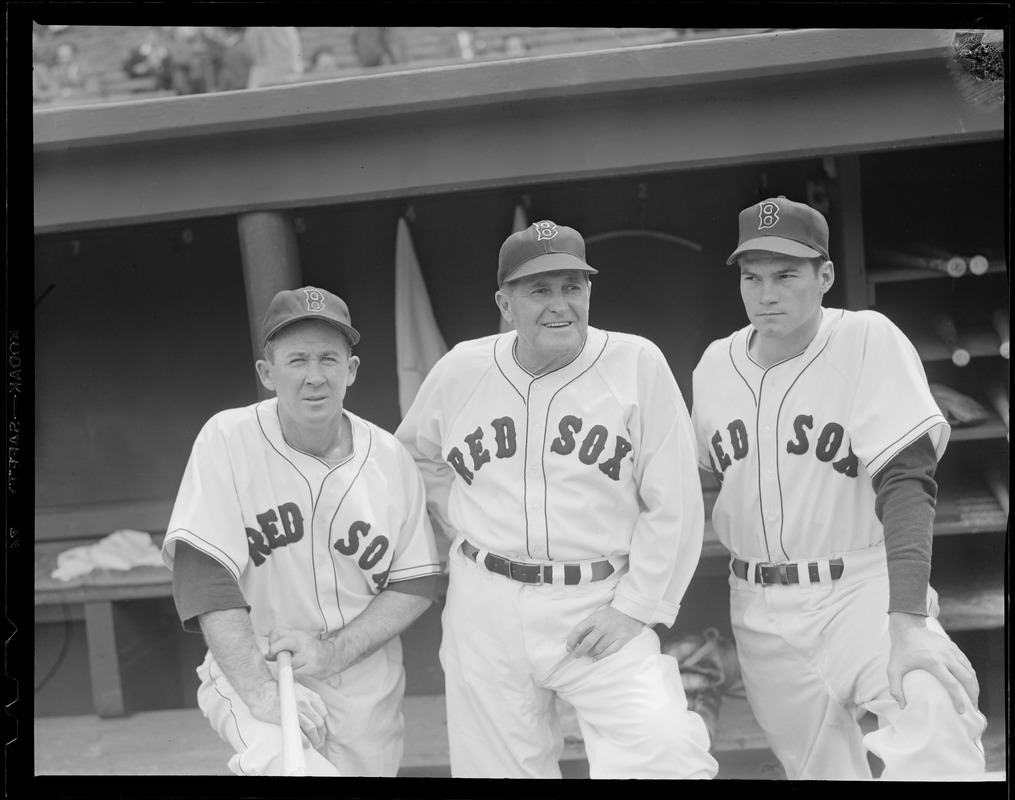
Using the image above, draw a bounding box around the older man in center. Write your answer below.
[396,220,717,779]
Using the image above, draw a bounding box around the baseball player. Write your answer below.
[395,221,718,779]
[690,197,987,780]
[162,287,443,776]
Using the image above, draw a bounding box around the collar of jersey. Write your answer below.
[496,326,607,391]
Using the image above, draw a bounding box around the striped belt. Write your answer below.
[461,540,614,586]
[732,557,844,586]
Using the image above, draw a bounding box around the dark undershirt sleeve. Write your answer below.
[870,433,939,616]
[171,541,249,633]
[385,574,440,605]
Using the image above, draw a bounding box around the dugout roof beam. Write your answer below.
[33,28,1004,234]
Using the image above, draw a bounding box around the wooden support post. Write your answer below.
[237,211,304,399]
[833,155,869,311]
[84,601,125,718]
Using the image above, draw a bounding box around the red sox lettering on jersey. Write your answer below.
[691,309,948,563]
[446,415,632,485]
[706,412,859,485]
[163,401,441,638]
[245,502,394,590]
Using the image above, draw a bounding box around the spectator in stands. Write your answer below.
[309,46,340,73]
[503,34,529,57]
[33,26,55,102]
[49,40,86,98]
[122,32,173,92]
[245,27,304,88]
[165,26,212,95]
[351,27,405,68]
[202,27,251,91]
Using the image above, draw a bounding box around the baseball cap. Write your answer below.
[262,286,361,347]
[726,196,830,265]
[497,220,598,285]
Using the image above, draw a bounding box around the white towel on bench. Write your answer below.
[51,530,165,582]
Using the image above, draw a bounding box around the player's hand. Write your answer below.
[887,612,979,714]
[267,627,340,680]
[246,676,329,751]
[565,606,644,661]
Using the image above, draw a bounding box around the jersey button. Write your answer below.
[534,423,542,431]
[530,464,539,472]
[533,382,541,389]
[533,503,541,511]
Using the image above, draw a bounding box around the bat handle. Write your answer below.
[277,650,307,776]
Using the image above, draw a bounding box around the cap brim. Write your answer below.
[726,236,824,265]
[264,318,361,347]
[502,252,598,284]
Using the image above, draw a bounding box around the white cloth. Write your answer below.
[395,217,448,418]
[50,530,165,581]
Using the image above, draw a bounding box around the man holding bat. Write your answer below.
[163,287,443,776]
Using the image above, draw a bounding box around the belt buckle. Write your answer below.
[508,560,543,585]
[758,561,791,586]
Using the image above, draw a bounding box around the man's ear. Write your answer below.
[346,355,360,386]
[255,359,275,392]
[495,289,512,324]
[820,260,835,294]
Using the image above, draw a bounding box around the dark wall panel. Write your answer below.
[34,216,257,509]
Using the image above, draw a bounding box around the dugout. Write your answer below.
[29,28,1006,725]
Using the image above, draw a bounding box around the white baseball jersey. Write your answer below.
[162,399,442,638]
[692,308,949,561]
[395,326,704,626]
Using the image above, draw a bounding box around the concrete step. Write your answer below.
[33,696,1007,779]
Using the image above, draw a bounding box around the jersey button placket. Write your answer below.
[758,375,782,546]
[526,381,549,560]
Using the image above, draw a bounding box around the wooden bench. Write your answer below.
[35,535,174,718]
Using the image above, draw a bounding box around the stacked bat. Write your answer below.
[930,310,1010,365]
[875,248,1004,278]
[985,374,1009,441]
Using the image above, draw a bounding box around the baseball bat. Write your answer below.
[985,379,1009,441]
[992,309,1009,359]
[876,249,967,278]
[968,254,990,275]
[931,313,970,366]
[276,651,307,776]
[980,464,1009,516]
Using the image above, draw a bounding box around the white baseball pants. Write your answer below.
[440,540,718,779]
[195,636,406,776]
[729,542,987,781]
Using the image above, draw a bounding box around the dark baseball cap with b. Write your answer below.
[497,220,598,285]
[726,196,830,265]
[262,286,361,347]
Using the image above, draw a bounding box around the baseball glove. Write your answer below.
[930,383,990,426]
[662,627,743,747]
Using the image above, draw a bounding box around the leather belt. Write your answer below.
[732,557,844,586]
[461,540,614,586]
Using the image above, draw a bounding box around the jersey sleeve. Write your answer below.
[610,341,706,627]
[691,344,722,474]
[171,540,249,632]
[162,416,251,581]
[384,438,444,586]
[845,312,950,476]
[394,352,460,540]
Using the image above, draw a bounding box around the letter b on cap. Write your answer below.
[758,202,780,230]
[304,289,326,312]
[534,221,558,241]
